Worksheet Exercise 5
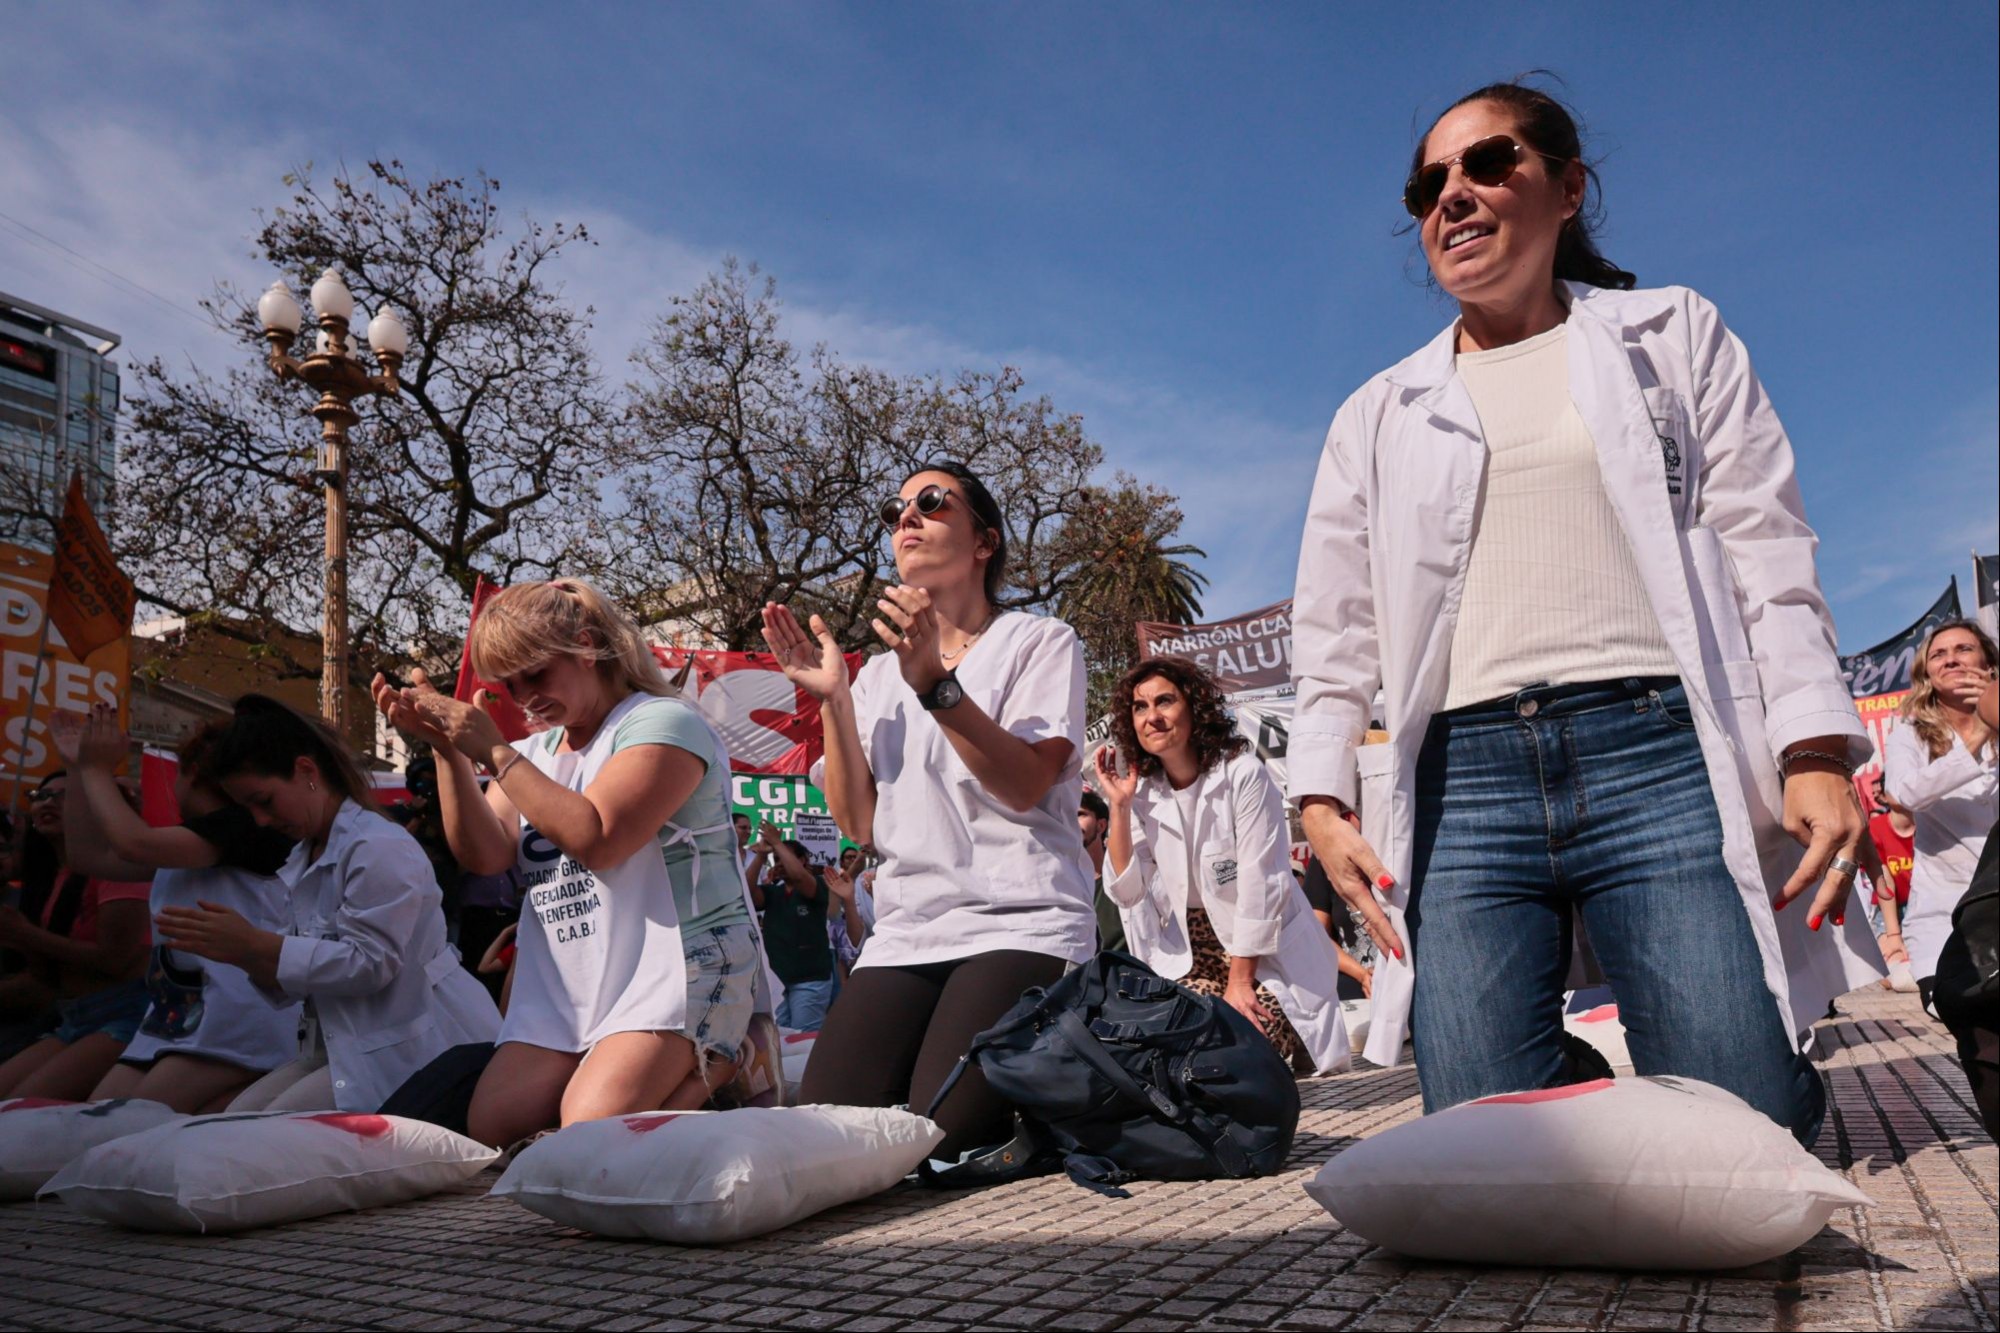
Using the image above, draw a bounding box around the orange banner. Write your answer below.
[48,475,135,662]
[1,541,130,783]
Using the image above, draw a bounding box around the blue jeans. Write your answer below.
[1407,678,1825,1145]
[777,978,836,1033]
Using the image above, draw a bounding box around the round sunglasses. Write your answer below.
[878,483,957,530]
[1403,134,1564,220]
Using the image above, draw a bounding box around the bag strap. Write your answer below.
[1054,1007,1184,1122]
[1055,1007,1254,1178]
[921,987,1056,1122]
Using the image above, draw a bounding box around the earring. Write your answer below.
[309,781,318,792]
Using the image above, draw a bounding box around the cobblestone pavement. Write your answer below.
[2,988,1993,1332]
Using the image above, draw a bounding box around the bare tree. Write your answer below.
[115,160,623,678]
[613,261,1122,651]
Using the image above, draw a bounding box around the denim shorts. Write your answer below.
[47,980,151,1046]
[684,921,759,1068]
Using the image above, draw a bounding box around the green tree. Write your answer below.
[1053,478,1209,718]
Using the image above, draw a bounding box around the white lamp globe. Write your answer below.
[257,282,303,334]
[368,306,410,357]
[310,268,355,321]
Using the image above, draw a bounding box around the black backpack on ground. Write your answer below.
[924,951,1300,1195]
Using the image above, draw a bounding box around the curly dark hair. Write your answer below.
[1110,656,1248,781]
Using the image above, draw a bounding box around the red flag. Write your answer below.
[48,475,134,660]
[652,647,862,774]
[455,576,530,742]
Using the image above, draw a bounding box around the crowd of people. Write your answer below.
[2,79,1994,1170]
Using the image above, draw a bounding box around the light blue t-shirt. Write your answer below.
[588,696,750,934]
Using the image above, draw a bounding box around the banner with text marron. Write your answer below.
[1136,598,1295,698]
[0,542,130,782]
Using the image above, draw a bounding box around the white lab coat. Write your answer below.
[1289,282,1883,1068]
[272,801,501,1110]
[1106,751,1351,1074]
[1882,724,1998,978]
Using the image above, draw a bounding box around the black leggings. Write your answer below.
[798,949,1065,1160]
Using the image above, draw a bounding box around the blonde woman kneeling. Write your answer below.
[374,579,763,1148]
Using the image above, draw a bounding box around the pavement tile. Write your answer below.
[1,989,1990,1333]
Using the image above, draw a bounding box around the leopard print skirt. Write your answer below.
[1180,908,1307,1071]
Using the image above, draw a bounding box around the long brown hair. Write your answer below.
[1110,656,1248,781]
[208,694,380,811]
[1900,618,1997,760]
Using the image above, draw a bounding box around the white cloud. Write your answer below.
[0,119,302,377]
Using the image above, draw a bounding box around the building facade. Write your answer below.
[0,292,121,549]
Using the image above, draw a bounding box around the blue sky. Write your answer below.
[4,3,1994,651]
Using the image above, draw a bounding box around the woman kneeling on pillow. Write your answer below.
[1095,656,1350,1076]
[164,696,501,1113]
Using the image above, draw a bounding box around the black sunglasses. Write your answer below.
[1403,134,1563,220]
[879,483,956,530]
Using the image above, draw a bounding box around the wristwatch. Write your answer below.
[918,670,964,712]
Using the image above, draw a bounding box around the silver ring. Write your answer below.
[1829,856,1860,879]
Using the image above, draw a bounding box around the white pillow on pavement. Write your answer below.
[1563,1003,1632,1070]
[40,1110,498,1232]
[493,1104,943,1244]
[1304,1076,1870,1270]
[0,1098,184,1200]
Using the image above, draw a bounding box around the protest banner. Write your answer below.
[790,811,843,864]
[1838,581,1961,698]
[654,646,863,775]
[0,541,130,785]
[1976,553,1997,639]
[47,475,136,662]
[731,772,853,853]
[1136,599,1295,698]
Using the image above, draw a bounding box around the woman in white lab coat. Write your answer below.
[158,696,500,1112]
[1883,620,1998,999]
[1289,81,1878,1144]
[1095,656,1349,1074]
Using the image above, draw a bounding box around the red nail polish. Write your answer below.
[1772,896,1787,912]
[1376,874,1395,890]
[1392,946,1404,961]
[1833,915,1844,927]
[1808,915,1822,932]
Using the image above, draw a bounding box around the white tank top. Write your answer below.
[501,693,699,1051]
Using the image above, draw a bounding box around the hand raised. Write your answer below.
[46,709,86,766]
[871,585,947,693]
[372,671,453,750]
[77,703,130,769]
[1092,745,1141,806]
[761,604,848,701]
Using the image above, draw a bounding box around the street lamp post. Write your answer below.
[256,270,408,734]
